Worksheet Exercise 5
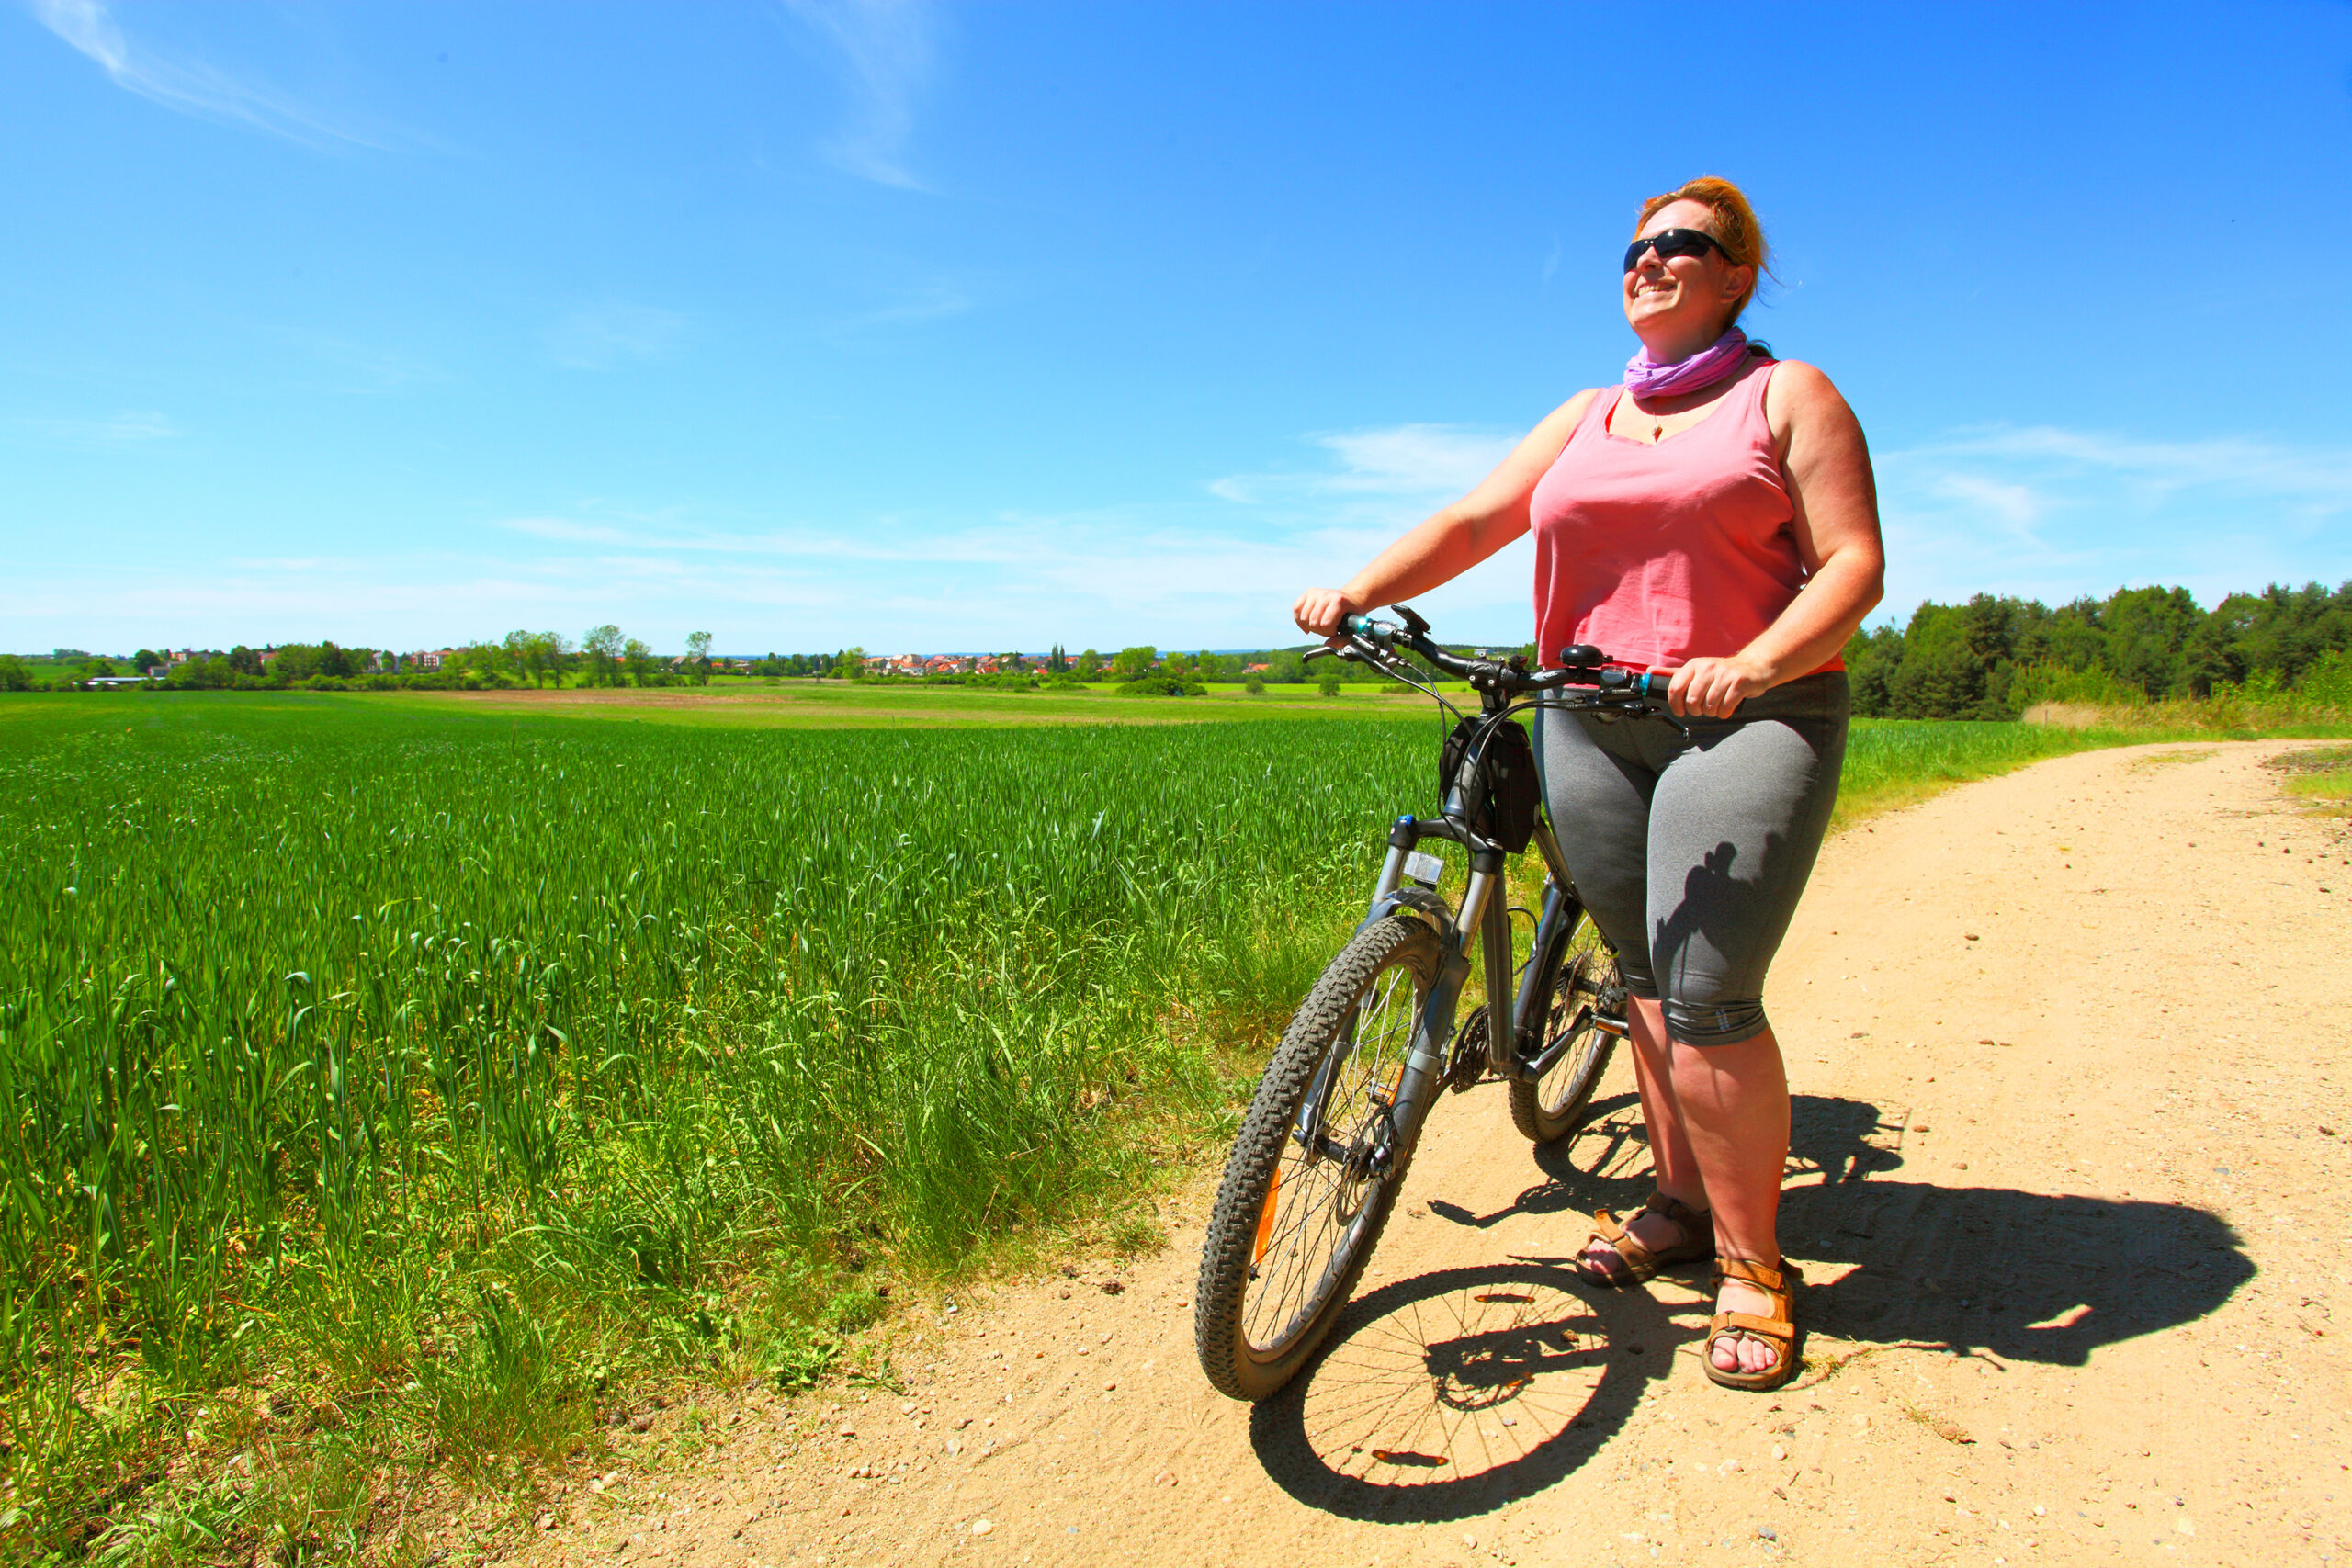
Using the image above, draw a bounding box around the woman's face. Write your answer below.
[1622,198,1753,347]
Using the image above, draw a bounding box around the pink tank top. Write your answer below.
[1529,357,1841,673]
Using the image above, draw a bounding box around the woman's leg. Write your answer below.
[1611,995,1709,1258]
[1668,1026,1792,1375]
[1642,680,1848,1374]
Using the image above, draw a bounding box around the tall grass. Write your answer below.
[2014,651,2352,735]
[0,701,1420,1559]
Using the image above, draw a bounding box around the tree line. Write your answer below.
[11,581,2347,715]
[1841,580,2352,718]
[0,629,876,693]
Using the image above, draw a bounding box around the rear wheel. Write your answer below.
[1194,916,1441,1401]
[1507,934,1623,1145]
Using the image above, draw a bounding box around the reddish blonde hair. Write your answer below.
[1635,175,1772,322]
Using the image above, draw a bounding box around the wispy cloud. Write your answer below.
[1931,473,2043,536]
[541,303,689,371]
[831,283,972,333]
[1315,425,1517,496]
[42,419,2341,658]
[1210,423,1516,507]
[501,517,637,547]
[1194,422,1537,637]
[302,336,447,393]
[28,0,396,149]
[782,0,936,189]
[496,512,1025,566]
[9,474,1530,654]
[1905,425,2352,514]
[8,409,176,446]
[1876,423,2352,615]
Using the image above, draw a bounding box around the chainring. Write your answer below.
[1444,1005,1489,1093]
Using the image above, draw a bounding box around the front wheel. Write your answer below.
[1194,915,1442,1401]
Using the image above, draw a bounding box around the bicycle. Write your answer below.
[1193,607,1674,1401]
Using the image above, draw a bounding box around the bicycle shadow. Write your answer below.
[1245,1258,1678,1524]
[1254,1092,2252,1519]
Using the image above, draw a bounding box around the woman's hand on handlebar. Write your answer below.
[1660,654,1773,719]
[1292,588,1361,640]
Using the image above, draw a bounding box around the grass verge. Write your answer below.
[1836,711,2352,828]
[2267,743,2352,815]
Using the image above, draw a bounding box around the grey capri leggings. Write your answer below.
[1532,672,1849,1046]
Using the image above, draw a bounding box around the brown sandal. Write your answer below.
[1704,1258,1802,1392]
[1576,1192,1713,1287]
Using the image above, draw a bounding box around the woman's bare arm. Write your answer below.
[1664,362,1884,718]
[1293,389,1601,637]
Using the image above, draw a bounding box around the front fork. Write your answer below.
[1294,815,1557,1175]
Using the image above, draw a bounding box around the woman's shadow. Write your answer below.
[1770,1094,2253,1366]
[1248,1091,2252,1523]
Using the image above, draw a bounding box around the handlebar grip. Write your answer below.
[1339,614,1374,637]
[1641,671,1676,701]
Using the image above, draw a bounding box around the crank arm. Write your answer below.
[1506,1008,1630,1082]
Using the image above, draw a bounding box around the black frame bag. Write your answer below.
[1438,715,1539,852]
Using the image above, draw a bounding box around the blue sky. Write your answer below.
[6,2,2351,656]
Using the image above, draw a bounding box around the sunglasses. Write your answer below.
[1623,227,1728,273]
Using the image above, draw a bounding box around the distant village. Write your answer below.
[75,649,1250,677]
[853,651,1272,679]
[119,646,1279,679]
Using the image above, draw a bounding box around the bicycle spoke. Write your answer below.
[1539,1024,1600,1114]
[1239,953,1422,1353]
[1252,1156,1354,1343]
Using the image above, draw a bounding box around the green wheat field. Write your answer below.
[2,689,2335,1562]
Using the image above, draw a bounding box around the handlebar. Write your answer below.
[1318,610,1675,709]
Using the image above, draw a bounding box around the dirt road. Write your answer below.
[526,740,2351,1568]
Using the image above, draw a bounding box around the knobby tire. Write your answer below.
[1193,915,1441,1402]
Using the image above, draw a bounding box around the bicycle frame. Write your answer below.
[1283,607,1661,1180]
[1292,773,1600,1188]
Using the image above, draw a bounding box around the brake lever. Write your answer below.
[1308,637,1385,668]
[1537,689,1689,734]
[1638,695,1690,735]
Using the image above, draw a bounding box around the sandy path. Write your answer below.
[524,741,2351,1568]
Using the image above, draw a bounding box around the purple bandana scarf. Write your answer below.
[1624,327,1752,398]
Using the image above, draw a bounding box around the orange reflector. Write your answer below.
[1251,1168,1283,1264]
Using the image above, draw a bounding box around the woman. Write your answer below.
[1292,176,1883,1392]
